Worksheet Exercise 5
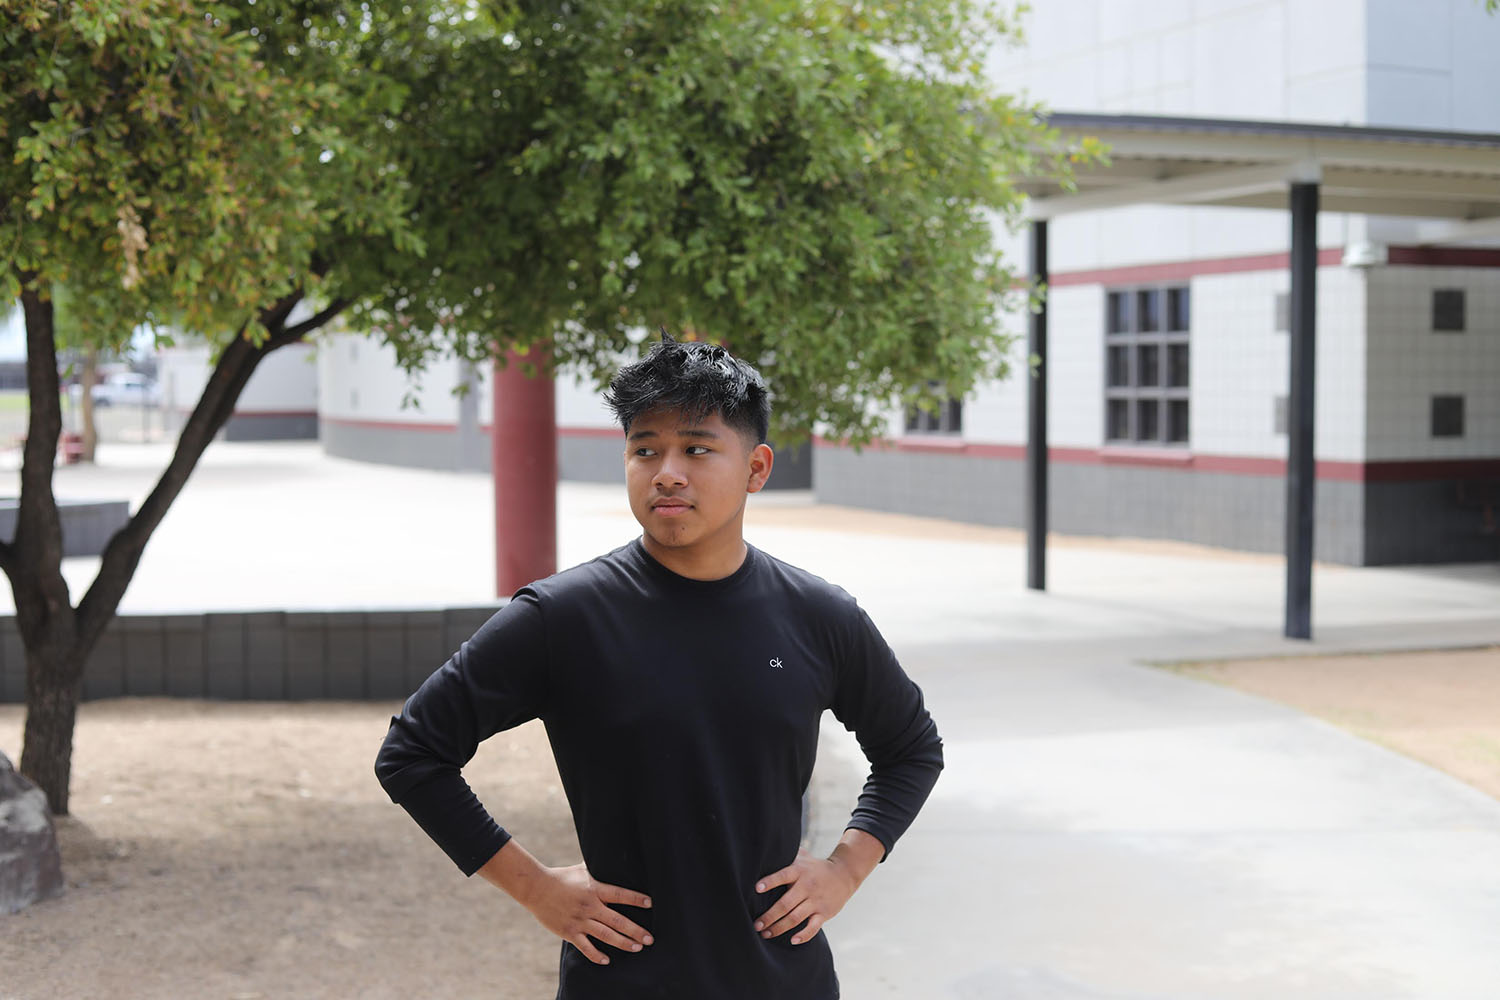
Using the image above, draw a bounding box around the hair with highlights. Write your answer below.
[605,332,770,444]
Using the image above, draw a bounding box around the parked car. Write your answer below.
[71,372,162,407]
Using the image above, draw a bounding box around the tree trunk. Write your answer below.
[79,349,98,462]
[0,280,348,817]
[18,642,85,816]
[6,283,79,814]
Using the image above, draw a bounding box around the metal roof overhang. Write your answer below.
[1019,114,1500,244]
[1012,114,1500,639]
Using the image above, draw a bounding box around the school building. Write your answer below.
[308,0,1500,566]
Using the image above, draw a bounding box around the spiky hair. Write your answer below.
[605,331,770,444]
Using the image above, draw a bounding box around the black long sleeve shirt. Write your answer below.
[375,539,943,1000]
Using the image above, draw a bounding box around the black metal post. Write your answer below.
[1284,182,1318,639]
[1026,220,1049,591]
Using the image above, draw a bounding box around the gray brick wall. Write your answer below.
[0,605,503,705]
[224,412,318,441]
[813,444,1492,567]
[0,499,130,558]
[321,421,481,472]
[1366,479,1500,565]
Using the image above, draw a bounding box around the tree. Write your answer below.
[51,283,143,463]
[1,0,405,814]
[3,0,1085,816]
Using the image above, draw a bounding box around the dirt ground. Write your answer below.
[2,645,1497,999]
[0,701,572,1000]
[1174,645,1500,800]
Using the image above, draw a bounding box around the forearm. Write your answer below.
[846,722,944,857]
[828,826,885,891]
[476,838,549,908]
[382,765,512,876]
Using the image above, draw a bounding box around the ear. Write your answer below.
[746,442,774,494]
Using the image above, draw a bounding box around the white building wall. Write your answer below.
[157,345,211,417]
[1365,267,1500,461]
[960,289,1101,450]
[1364,0,1500,131]
[556,370,619,430]
[158,341,317,415]
[318,332,621,431]
[961,331,1030,446]
[1189,267,1366,461]
[991,0,1372,122]
[242,344,318,411]
[1046,287,1109,450]
[317,333,465,425]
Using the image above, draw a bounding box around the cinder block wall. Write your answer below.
[0,607,502,704]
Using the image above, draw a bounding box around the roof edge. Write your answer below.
[1042,112,1500,149]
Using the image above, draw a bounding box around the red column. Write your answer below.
[492,348,557,596]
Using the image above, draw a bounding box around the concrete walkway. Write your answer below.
[9,440,1500,998]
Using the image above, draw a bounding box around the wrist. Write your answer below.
[477,839,549,910]
[827,828,884,889]
[824,850,863,894]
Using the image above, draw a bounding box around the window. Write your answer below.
[1104,285,1190,446]
[1274,292,1290,333]
[1433,289,1466,332]
[905,386,962,435]
[1432,395,1465,438]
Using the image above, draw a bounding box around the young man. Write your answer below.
[375,334,943,999]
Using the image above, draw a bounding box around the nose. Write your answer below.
[653,452,688,489]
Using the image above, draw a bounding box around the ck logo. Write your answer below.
[769,657,784,669]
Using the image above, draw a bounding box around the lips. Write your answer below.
[651,498,692,516]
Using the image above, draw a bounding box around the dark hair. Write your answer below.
[605,331,770,444]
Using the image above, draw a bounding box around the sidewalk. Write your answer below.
[11,440,1500,998]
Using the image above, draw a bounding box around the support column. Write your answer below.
[1284,182,1319,639]
[1026,220,1049,591]
[492,347,557,597]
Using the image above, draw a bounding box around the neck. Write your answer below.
[641,534,749,581]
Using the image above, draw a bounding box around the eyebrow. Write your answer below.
[627,428,722,442]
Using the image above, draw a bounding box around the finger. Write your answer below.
[763,900,816,939]
[587,920,648,954]
[593,881,653,909]
[572,935,610,966]
[597,908,654,947]
[755,865,799,894]
[790,912,826,946]
[753,889,802,932]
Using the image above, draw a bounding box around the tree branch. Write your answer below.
[281,297,351,342]
[74,323,267,644]
[258,289,304,333]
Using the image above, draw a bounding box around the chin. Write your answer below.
[647,528,695,548]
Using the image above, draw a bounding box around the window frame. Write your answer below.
[1104,283,1191,448]
[1432,288,1466,333]
[904,384,963,436]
